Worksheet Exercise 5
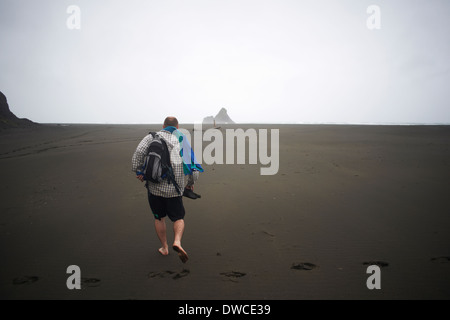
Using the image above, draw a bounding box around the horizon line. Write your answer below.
[39,122,450,126]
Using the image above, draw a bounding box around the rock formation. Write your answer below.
[0,91,36,129]
[202,107,235,125]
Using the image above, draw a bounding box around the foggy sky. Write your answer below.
[0,0,449,124]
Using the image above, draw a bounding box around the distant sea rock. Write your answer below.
[203,116,215,125]
[203,108,235,125]
[0,91,37,129]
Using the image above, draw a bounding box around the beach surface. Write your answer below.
[1,124,449,299]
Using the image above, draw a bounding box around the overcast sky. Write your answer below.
[0,0,449,124]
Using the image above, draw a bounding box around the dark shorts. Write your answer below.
[147,192,185,222]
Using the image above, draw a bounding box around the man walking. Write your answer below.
[132,116,198,263]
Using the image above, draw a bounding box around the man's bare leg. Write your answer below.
[154,218,169,255]
[172,219,188,263]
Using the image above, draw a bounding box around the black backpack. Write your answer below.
[143,132,181,195]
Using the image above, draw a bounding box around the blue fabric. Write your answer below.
[162,126,177,133]
[162,126,204,175]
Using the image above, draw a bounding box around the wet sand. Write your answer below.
[1,124,449,299]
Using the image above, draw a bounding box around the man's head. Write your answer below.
[163,116,179,129]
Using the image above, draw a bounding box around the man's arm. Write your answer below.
[186,170,199,189]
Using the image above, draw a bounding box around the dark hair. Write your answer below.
[163,116,178,127]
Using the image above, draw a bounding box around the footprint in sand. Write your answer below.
[220,271,246,278]
[148,270,175,278]
[430,257,450,264]
[148,269,190,280]
[291,263,318,271]
[220,271,246,282]
[81,278,101,288]
[262,230,275,238]
[13,276,39,285]
[362,261,389,268]
[173,269,190,280]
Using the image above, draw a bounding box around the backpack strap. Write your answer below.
[159,137,182,196]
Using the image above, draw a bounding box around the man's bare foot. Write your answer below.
[158,246,169,256]
[172,244,188,263]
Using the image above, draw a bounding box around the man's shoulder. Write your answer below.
[157,130,179,143]
[156,130,170,136]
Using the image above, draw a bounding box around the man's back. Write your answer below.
[132,130,184,197]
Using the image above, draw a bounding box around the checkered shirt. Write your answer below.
[131,130,197,198]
